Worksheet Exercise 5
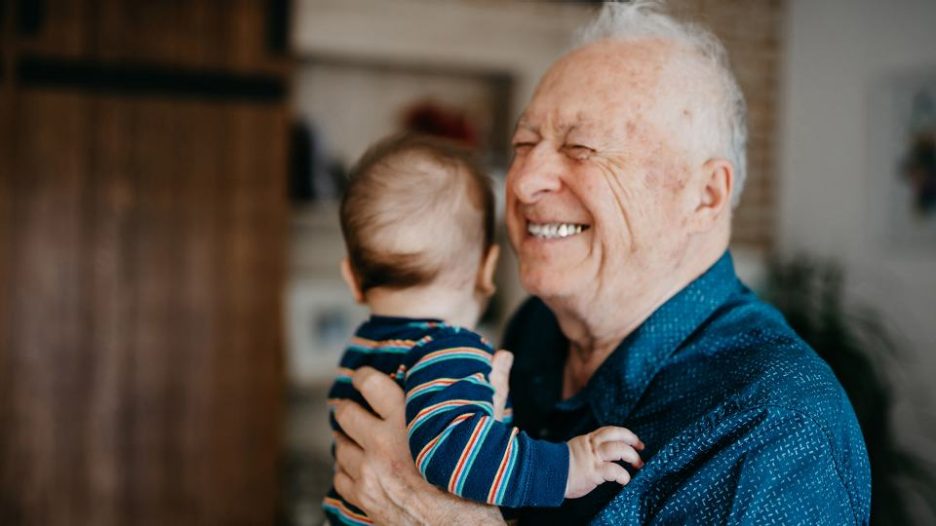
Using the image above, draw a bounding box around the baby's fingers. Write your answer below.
[591,426,644,450]
[601,461,632,486]
[598,441,644,468]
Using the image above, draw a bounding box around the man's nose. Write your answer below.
[508,147,563,203]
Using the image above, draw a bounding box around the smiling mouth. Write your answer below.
[526,221,590,240]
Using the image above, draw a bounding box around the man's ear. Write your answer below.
[340,258,365,304]
[476,245,500,297]
[689,158,734,232]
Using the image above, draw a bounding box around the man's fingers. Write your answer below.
[491,350,514,384]
[598,441,643,468]
[334,399,381,448]
[491,350,513,421]
[351,366,405,420]
[333,431,365,479]
[601,462,632,486]
[592,426,643,448]
[333,468,361,508]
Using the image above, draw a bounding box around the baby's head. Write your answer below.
[339,133,499,326]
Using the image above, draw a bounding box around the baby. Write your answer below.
[323,133,643,524]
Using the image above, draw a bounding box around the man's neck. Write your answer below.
[555,279,683,397]
[552,240,728,397]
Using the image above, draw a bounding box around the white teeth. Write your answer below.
[526,222,587,239]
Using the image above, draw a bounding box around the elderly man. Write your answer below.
[332,2,871,524]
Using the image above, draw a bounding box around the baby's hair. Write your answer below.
[340,133,495,294]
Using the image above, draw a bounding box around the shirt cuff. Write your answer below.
[514,438,569,507]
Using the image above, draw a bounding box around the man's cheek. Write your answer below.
[592,163,637,217]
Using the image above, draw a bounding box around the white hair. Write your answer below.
[576,0,748,206]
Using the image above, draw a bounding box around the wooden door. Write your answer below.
[1,1,289,524]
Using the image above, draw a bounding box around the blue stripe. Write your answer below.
[496,437,519,504]
[405,376,493,405]
[346,344,410,354]
[454,417,493,496]
[408,352,490,376]
[416,418,465,475]
[409,401,493,436]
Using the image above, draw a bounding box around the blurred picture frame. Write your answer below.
[870,70,936,248]
[286,278,368,384]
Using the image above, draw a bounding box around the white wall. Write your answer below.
[292,0,594,130]
[780,0,936,463]
[288,0,597,380]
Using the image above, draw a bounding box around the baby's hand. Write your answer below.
[565,426,645,499]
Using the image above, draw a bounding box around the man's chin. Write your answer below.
[520,270,577,302]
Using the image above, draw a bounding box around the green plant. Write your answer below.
[763,256,936,525]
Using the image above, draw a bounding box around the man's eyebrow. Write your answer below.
[513,118,535,134]
[513,119,580,136]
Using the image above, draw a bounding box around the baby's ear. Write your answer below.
[340,258,365,304]
[476,245,500,296]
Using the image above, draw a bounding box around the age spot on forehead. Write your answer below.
[624,120,640,139]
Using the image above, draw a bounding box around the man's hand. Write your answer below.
[490,350,513,421]
[332,366,422,522]
[332,367,506,525]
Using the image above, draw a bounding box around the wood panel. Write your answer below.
[84,95,135,525]
[0,8,15,520]
[13,0,94,59]
[18,0,288,75]
[209,102,286,523]
[0,89,287,525]
[2,90,92,524]
[2,0,290,522]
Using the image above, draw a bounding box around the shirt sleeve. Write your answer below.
[723,409,862,524]
[592,406,869,525]
[403,331,569,508]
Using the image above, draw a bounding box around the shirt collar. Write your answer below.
[585,250,743,424]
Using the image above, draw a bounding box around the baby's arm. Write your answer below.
[405,336,566,507]
[404,333,643,507]
[565,426,645,499]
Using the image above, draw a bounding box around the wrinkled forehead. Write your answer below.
[520,39,680,136]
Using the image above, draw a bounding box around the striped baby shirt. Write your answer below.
[323,315,568,525]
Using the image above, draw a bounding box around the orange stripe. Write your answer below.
[415,399,468,415]
[412,377,458,391]
[407,374,491,406]
[487,427,518,503]
[414,413,473,467]
[322,497,373,524]
[411,399,475,423]
[447,417,486,493]
[350,336,417,348]
[418,346,491,363]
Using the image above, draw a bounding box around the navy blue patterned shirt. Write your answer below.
[504,251,871,525]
